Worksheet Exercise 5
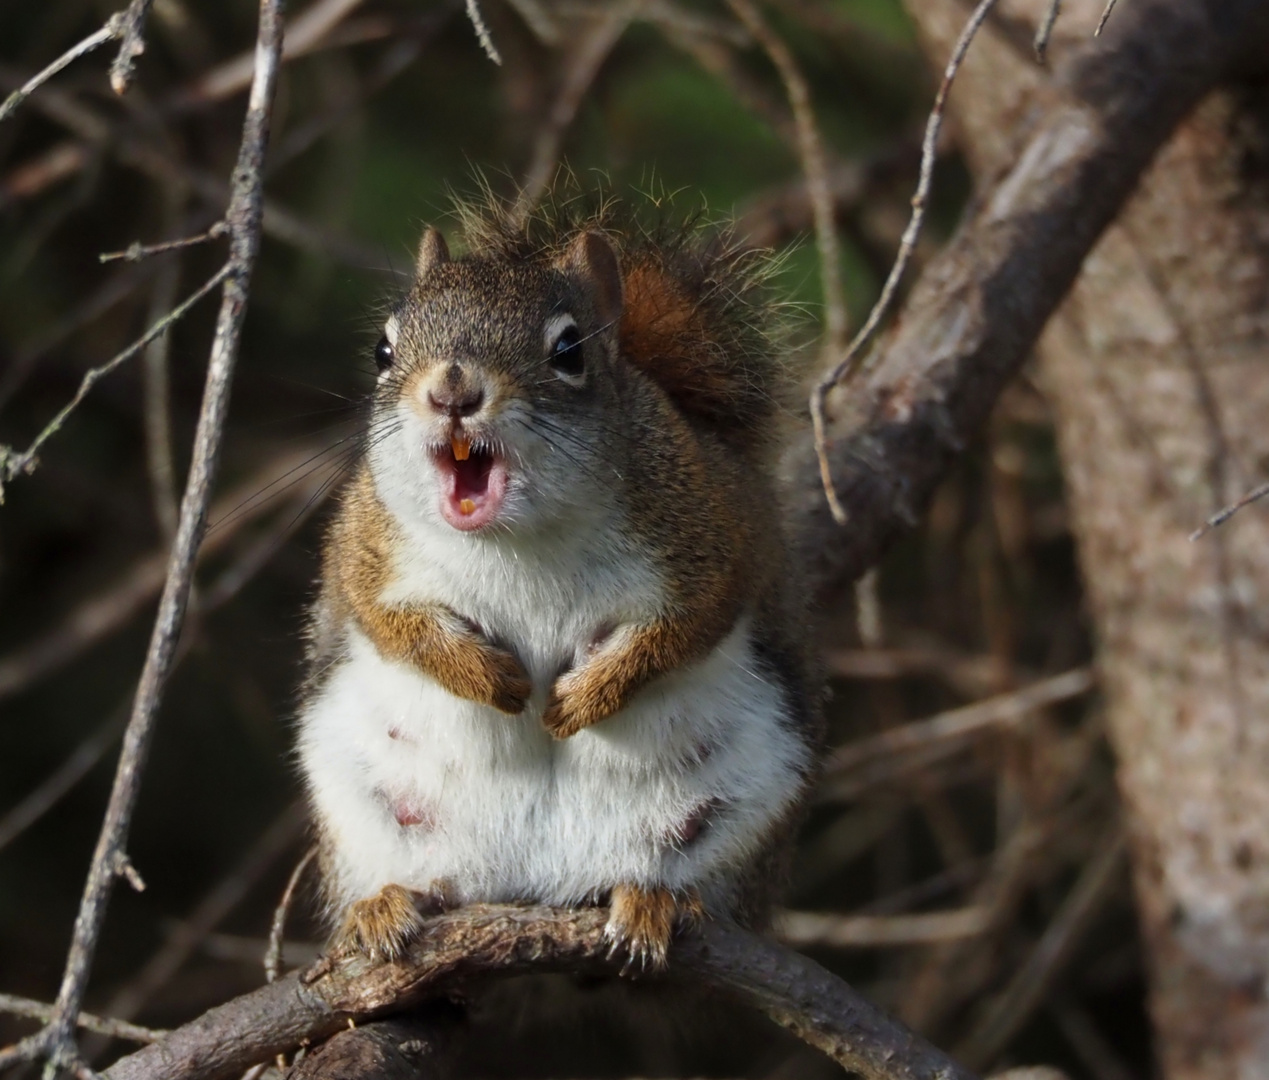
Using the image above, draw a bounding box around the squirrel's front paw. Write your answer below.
[481,645,533,714]
[431,630,531,714]
[542,666,620,738]
[331,884,425,963]
[604,884,703,972]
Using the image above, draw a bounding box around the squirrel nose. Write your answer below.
[427,364,484,418]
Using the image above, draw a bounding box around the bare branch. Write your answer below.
[956,831,1126,1067]
[184,0,369,105]
[809,0,999,525]
[266,847,320,983]
[787,0,1269,599]
[776,907,990,948]
[99,805,307,1029]
[726,0,846,354]
[516,3,638,214]
[1034,0,1062,62]
[0,265,231,500]
[0,443,335,703]
[0,0,287,1072]
[1094,0,1121,36]
[823,668,1095,777]
[287,1014,462,1080]
[99,222,227,263]
[1189,479,1269,539]
[0,17,124,124]
[464,0,503,65]
[104,906,979,1080]
[108,0,157,95]
[0,993,163,1046]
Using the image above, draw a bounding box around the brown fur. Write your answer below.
[449,182,796,453]
[332,884,424,963]
[329,470,532,714]
[607,884,703,972]
[306,184,822,963]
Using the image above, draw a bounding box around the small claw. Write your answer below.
[332,884,424,963]
[604,884,692,974]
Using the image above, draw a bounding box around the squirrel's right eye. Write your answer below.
[374,336,395,372]
[549,324,584,382]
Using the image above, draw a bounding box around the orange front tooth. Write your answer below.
[451,434,471,461]
[459,498,476,515]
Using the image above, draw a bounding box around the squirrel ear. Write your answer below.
[558,231,623,327]
[415,227,450,280]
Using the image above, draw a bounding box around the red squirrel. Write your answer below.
[297,189,821,968]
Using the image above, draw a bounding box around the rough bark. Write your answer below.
[104,906,978,1080]
[901,1,1269,1076]
[784,0,1269,600]
[287,1012,461,1080]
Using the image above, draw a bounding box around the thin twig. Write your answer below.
[99,221,227,263]
[1189,480,1269,539]
[824,668,1095,777]
[0,264,230,501]
[183,0,369,105]
[854,567,884,647]
[141,190,189,542]
[0,709,127,855]
[776,907,989,948]
[109,0,157,95]
[809,0,999,524]
[727,0,847,353]
[1034,0,1061,61]
[0,993,163,1046]
[266,846,319,983]
[956,831,1126,1067]
[0,2,286,1073]
[464,0,503,64]
[0,443,337,703]
[1094,0,1121,36]
[516,3,637,215]
[99,805,307,1030]
[0,496,317,853]
[0,16,124,124]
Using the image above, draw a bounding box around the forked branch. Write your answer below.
[104,906,978,1080]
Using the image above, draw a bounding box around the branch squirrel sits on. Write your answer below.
[296,188,823,969]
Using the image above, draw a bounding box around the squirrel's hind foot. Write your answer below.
[604,884,703,973]
[331,882,450,964]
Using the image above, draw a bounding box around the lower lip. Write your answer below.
[436,452,508,532]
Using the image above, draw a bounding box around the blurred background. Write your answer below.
[0,1,1139,1076]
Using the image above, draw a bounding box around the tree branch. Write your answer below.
[787,0,1269,598]
[104,906,978,1080]
[0,0,287,1073]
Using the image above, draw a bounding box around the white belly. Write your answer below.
[298,619,809,917]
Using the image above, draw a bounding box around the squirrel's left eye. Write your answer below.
[549,324,584,382]
[374,336,395,372]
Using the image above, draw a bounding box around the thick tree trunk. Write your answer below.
[901,2,1269,1076]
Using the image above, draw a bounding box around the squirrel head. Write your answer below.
[367,226,630,536]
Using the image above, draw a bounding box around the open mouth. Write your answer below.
[434,433,508,531]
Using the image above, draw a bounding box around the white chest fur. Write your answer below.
[299,479,811,918]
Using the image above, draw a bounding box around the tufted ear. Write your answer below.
[556,231,624,327]
[415,227,450,280]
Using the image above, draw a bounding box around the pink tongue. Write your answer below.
[454,453,492,501]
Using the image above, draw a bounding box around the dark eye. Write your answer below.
[374,336,395,372]
[550,324,584,379]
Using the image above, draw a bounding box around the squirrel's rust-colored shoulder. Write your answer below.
[447,183,798,446]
